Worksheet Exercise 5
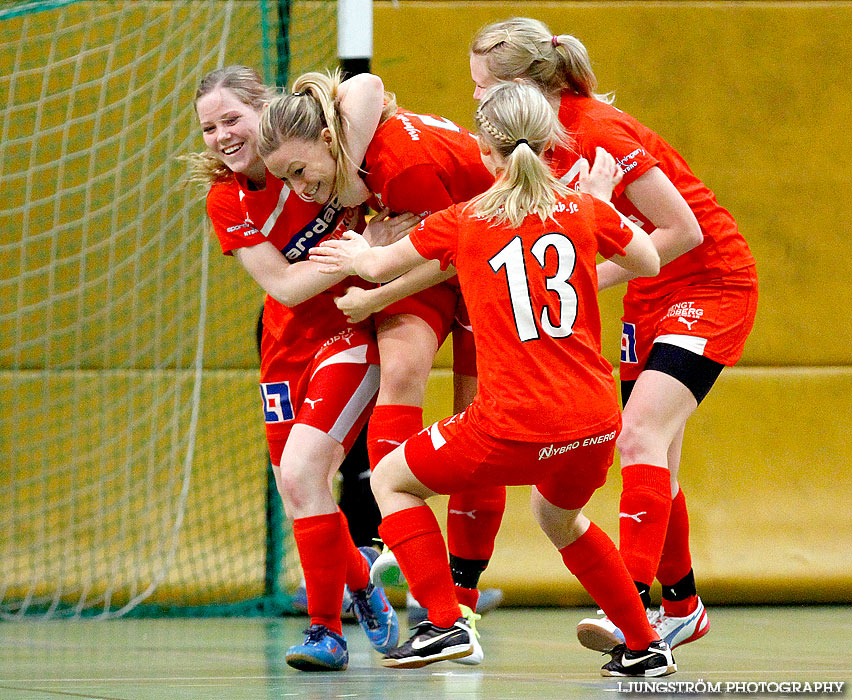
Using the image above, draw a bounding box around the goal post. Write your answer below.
[0,0,338,619]
[338,0,372,77]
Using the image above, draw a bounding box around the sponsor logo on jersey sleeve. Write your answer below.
[616,147,645,174]
[225,221,260,236]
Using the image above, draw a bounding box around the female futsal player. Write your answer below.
[469,17,758,651]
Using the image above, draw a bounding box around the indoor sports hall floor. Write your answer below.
[1,606,849,699]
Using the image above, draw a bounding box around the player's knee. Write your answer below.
[562,511,589,545]
[379,353,432,400]
[369,459,392,506]
[277,462,319,512]
[370,454,408,507]
[616,417,654,464]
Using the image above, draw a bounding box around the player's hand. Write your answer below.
[577,147,623,201]
[309,230,369,274]
[334,286,382,323]
[362,208,421,247]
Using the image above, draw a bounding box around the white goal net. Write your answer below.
[0,0,337,619]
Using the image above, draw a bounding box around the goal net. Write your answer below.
[0,0,338,619]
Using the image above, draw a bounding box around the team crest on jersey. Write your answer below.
[279,199,346,262]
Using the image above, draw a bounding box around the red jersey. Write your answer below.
[207,169,365,363]
[409,194,632,441]
[550,93,755,300]
[363,109,493,217]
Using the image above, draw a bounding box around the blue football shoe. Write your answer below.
[290,579,353,619]
[348,546,400,653]
[285,624,348,672]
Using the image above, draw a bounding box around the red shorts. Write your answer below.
[619,266,758,381]
[260,325,380,464]
[404,410,621,510]
[374,280,457,346]
[451,295,477,377]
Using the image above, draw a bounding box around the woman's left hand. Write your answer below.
[309,230,370,274]
[363,208,421,247]
[334,286,383,323]
[577,146,623,201]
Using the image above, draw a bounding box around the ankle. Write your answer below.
[661,595,698,618]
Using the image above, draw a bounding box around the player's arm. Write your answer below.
[309,231,428,283]
[336,73,384,207]
[596,166,702,290]
[234,240,347,307]
[334,261,455,323]
[606,216,660,278]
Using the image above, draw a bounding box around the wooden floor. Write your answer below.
[0,606,849,699]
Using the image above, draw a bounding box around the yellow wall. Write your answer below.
[4,1,849,607]
[374,1,852,367]
[375,2,852,603]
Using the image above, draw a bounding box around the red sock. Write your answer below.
[378,505,460,628]
[619,463,672,588]
[560,522,657,650]
[661,595,698,617]
[657,488,692,588]
[367,404,423,468]
[454,586,479,611]
[446,486,506,560]
[658,489,698,617]
[338,510,369,592]
[293,512,346,635]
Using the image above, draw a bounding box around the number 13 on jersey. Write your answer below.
[488,233,578,342]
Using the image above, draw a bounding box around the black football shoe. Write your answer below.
[382,617,474,669]
[601,640,677,677]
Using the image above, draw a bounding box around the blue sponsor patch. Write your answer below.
[621,322,638,364]
[260,382,294,423]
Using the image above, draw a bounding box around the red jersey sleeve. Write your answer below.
[408,204,462,271]
[383,164,455,218]
[587,195,633,258]
[206,180,262,255]
[562,97,660,197]
[593,123,660,194]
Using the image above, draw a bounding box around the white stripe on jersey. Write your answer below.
[654,334,708,356]
[310,344,370,380]
[260,184,292,238]
[559,157,588,185]
[328,363,380,444]
[429,422,447,451]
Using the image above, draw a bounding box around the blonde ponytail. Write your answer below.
[470,82,571,228]
[471,17,613,104]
